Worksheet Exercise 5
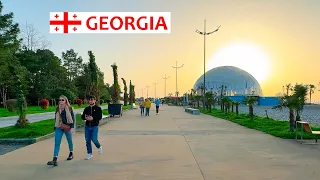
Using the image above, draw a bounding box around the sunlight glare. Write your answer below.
[207,42,271,83]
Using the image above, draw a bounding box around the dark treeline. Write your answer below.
[0,1,111,107]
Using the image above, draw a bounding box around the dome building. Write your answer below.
[193,66,263,96]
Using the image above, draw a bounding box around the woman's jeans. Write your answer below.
[146,108,150,116]
[54,127,73,157]
[140,107,145,115]
[85,126,101,154]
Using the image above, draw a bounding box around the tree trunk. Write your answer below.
[16,118,29,128]
[1,87,7,108]
[249,104,253,120]
[231,104,234,113]
[236,105,239,117]
[289,109,295,132]
[296,110,301,121]
[310,91,312,104]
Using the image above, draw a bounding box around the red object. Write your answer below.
[76,99,83,107]
[40,99,49,109]
[50,12,81,33]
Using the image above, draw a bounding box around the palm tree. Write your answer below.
[189,89,196,107]
[284,83,292,95]
[194,95,202,108]
[276,95,297,131]
[308,84,315,104]
[205,92,215,112]
[231,101,234,113]
[234,101,240,117]
[244,96,258,120]
[221,96,231,113]
[274,84,308,131]
[293,84,308,121]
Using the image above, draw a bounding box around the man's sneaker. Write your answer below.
[85,153,93,160]
[98,146,103,155]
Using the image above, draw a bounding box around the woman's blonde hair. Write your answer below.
[59,95,71,106]
[56,95,71,112]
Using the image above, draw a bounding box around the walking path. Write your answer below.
[0,106,108,128]
[1,105,320,179]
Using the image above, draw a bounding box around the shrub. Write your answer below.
[5,99,17,112]
[76,98,83,107]
[40,99,49,109]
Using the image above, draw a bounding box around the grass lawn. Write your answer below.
[0,104,130,139]
[0,104,90,118]
[0,114,84,139]
[200,108,320,139]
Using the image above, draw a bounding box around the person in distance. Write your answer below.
[139,97,145,116]
[144,98,151,116]
[155,98,161,115]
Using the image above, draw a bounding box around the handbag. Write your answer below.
[60,123,71,131]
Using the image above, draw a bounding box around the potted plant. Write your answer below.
[108,63,122,117]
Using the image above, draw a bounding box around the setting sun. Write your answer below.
[207,42,271,83]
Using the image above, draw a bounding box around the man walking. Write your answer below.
[155,98,161,115]
[81,95,103,160]
[145,98,151,116]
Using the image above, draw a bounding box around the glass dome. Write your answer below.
[193,66,263,96]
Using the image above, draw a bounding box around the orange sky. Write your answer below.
[5,0,320,101]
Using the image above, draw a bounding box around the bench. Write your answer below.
[296,121,320,144]
[184,107,200,115]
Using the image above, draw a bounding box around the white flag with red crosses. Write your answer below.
[49,12,82,34]
[49,11,171,34]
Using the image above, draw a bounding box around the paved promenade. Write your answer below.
[0,106,108,128]
[1,105,320,180]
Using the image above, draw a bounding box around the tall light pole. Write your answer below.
[172,61,184,104]
[196,20,220,109]
[141,88,144,98]
[146,85,150,98]
[153,81,159,99]
[162,74,170,98]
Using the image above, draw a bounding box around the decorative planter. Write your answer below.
[108,104,123,117]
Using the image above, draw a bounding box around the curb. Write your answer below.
[0,132,55,144]
[0,113,112,145]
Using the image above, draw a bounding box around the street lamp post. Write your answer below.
[172,61,184,105]
[153,81,159,99]
[146,85,150,98]
[141,88,144,98]
[162,74,170,98]
[196,19,220,109]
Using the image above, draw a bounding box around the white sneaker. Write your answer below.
[98,146,103,155]
[85,153,93,160]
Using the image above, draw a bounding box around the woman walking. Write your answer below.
[139,98,145,116]
[47,95,75,166]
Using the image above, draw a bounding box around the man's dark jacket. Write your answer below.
[81,105,102,127]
